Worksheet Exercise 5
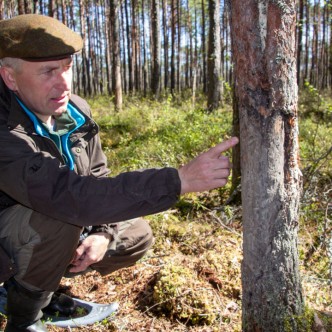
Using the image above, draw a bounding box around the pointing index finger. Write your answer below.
[208,137,239,158]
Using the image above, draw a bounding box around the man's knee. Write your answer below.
[114,218,153,254]
[22,210,82,290]
[0,205,82,291]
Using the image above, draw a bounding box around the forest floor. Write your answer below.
[1,202,330,332]
[0,94,331,331]
[47,206,332,331]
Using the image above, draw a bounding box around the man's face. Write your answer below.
[1,57,73,123]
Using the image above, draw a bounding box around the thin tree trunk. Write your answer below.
[297,0,304,86]
[131,0,139,92]
[110,0,122,111]
[304,0,309,82]
[18,0,24,14]
[170,0,176,95]
[141,0,149,96]
[104,0,112,95]
[60,0,66,24]
[85,3,93,96]
[32,0,38,14]
[201,0,207,93]
[310,1,318,86]
[48,0,55,17]
[151,0,161,97]
[229,0,304,330]
[0,0,4,19]
[162,0,169,91]
[176,0,181,93]
[330,4,332,88]
[24,0,31,13]
[79,0,85,95]
[192,3,198,105]
[207,0,221,111]
[120,1,127,94]
[319,3,327,90]
[124,0,133,92]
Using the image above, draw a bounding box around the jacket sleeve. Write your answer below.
[0,127,181,226]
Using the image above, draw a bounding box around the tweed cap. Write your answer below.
[0,14,83,60]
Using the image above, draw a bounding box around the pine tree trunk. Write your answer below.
[297,0,304,86]
[176,0,181,93]
[201,0,207,93]
[120,2,127,94]
[141,0,148,97]
[48,0,55,16]
[18,0,24,14]
[131,0,139,92]
[124,0,133,93]
[207,0,221,111]
[0,0,4,19]
[330,5,332,88]
[110,0,122,111]
[162,0,169,91]
[304,0,309,82]
[229,1,304,330]
[151,0,161,97]
[170,0,176,95]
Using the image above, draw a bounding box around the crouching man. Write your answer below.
[0,14,238,332]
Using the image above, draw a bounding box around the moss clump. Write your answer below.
[152,263,219,325]
[284,306,315,332]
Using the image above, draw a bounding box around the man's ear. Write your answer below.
[0,67,18,91]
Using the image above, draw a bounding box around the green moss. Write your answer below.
[152,263,219,325]
[284,306,315,332]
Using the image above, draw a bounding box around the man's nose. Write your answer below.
[56,71,72,90]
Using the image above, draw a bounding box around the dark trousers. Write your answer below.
[0,205,153,291]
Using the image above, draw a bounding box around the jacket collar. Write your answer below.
[7,93,35,133]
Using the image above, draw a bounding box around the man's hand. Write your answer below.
[69,232,111,273]
[178,137,239,194]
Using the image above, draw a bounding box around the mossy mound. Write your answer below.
[152,262,220,325]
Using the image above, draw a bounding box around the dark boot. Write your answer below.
[4,278,52,332]
[43,292,76,316]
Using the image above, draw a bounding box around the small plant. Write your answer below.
[299,81,332,120]
[75,305,88,317]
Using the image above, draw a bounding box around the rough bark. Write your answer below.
[229,0,304,330]
[231,90,241,201]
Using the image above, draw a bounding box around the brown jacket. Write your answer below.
[0,78,181,226]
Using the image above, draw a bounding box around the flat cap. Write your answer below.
[0,14,83,60]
